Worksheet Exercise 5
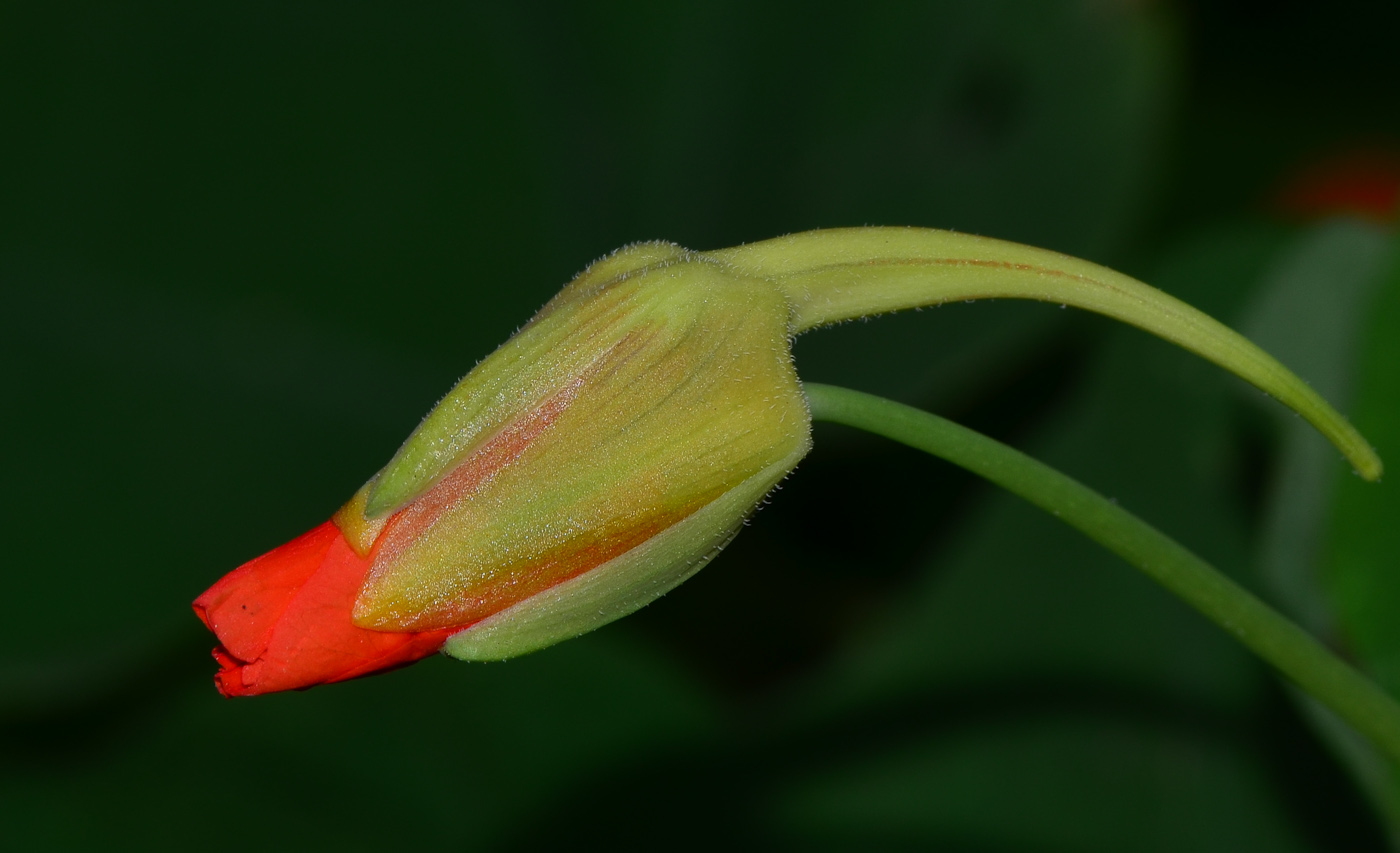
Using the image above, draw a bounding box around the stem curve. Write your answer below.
[804,381,1400,765]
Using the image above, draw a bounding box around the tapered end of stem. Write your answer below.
[1352,445,1384,482]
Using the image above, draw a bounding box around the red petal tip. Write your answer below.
[193,521,454,696]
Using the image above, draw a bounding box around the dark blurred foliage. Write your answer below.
[3,2,1400,850]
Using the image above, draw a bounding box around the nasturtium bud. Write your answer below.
[194,227,1379,696]
[341,243,810,659]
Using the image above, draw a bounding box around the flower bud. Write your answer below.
[194,242,810,692]
[195,227,1377,695]
[345,243,811,658]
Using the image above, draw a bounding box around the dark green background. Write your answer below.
[4,2,1400,849]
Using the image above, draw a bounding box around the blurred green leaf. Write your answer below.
[1314,229,1400,840]
[1162,219,1400,842]
[0,635,721,850]
[1326,246,1400,692]
[780,1,1178,259]
[0,265,448,672]
[1240,219,1393,632]
[774,713,1313,852]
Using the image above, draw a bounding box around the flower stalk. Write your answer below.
[804,382,1400,766]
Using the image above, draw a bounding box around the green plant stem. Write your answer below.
[804,381,1400,765]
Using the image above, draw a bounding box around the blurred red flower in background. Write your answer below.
[1275,148,1400,223]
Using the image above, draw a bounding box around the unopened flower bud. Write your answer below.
[194,227,1378,695]
[345,243,810,658]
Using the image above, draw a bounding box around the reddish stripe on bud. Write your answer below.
[372,498,711,632]
[375,374,586,551]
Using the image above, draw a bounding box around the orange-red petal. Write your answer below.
[192,521,456,697]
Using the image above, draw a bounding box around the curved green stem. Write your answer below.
[804,381,1400,765]
[709,227,1381,480]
